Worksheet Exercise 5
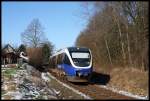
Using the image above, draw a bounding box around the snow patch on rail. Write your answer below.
[46,72,92,99]
[98,85,148,100]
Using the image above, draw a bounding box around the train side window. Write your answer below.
[63,54,71,65]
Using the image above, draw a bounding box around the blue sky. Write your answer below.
[2,2,88,50]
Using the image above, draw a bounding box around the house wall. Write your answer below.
[1,53,18,65]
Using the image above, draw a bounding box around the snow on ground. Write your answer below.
[1,64,90,100]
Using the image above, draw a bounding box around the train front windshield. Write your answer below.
[71,52,91,67]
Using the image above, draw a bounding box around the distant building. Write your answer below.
[1,44,19,65]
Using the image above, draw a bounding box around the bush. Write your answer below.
[26,44,53,72]
[27,48,43,70]
[42,43,50,65]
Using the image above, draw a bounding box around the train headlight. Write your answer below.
[76,71,82,77]
[78,72,82,77]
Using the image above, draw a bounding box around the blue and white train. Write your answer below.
[50,47,93,82]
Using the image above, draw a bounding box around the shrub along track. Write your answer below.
[48,68,135,100]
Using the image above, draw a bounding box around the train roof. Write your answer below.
[56,47,90,52]
[50,47,90,58]
[67,47,90,52]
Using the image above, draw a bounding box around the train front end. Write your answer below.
[66,47,93,82]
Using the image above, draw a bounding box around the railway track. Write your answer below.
[48,68,135,100]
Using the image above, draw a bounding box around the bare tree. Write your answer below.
[21,18,46,48]
[76,1,148,70]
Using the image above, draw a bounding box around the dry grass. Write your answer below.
[94,66,148,96]
[111,68,148,96]
[6,83,17,91]
[2,95,12,99]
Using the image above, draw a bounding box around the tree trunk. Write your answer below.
[104,37,112,67]
[112,8,126,66]
[126,25,133,67]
